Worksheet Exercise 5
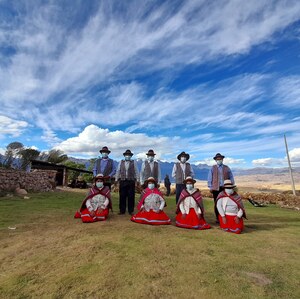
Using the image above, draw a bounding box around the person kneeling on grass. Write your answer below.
[216,179,247,234]
[131,177,171,225]
[74,174,112,223]
[175,177,211,230]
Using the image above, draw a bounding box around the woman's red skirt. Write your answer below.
[176,208,211,230]
[131,209,171,225]
[218,214,244,234]
[74,208,109,223]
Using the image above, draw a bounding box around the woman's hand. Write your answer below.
[234,216,240,224]
[222,216,227,224]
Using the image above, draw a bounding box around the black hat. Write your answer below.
[146,149,156,156]
[213,153,225,160]
[123,149,134,156]
[177,151,190,161]
[99,146,111,154]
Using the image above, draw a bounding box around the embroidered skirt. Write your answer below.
[131,209,171,225]
[74,208,109,223]
[218,214,244,234]
[176,208,211,230]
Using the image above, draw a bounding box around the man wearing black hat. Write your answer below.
[93,146,117,190]
[115,149,139,215]
[207,153,235,223]
[172,151,194,203]
[140,149,161,185]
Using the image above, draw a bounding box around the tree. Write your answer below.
[3,142,24,169]
[19,148,40,171]
[41,149,68,164]
[63,160,86,181]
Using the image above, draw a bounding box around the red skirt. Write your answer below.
[74,208,109,223]
[131,209,171,225]
[176,208,211,230]
[218,214,244,234]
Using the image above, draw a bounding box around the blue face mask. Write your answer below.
[181,157,187,163]
[125,155,131,161]
[101,153,108,158]
[148,183,155,190]
[186,184,193,190]
[147,156,154,162]
[96,182,104,188]
[225,188,234,195]
[216,160,223,165]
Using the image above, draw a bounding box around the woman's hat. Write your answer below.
[213,153,225,160]
[146,149,156,156]
[223,179,236,189]
[99,146,111,154]
[143,177,158,189]
[177,151,190,161]
[94,174,104,181]
[183,176,196,184]
[123,149,134,156]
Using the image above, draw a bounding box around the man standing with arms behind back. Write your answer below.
[207,153,235,223]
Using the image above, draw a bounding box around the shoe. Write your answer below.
[118,212,125,215]
[215,220,220,224]
[129,212,134,216]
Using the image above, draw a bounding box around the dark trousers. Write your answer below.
[165,185,171,196]
[119,180,135,214]
[176,184,185,204]
[212,190,222,219]
[104,182,112,190]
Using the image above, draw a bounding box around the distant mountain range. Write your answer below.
[2,154,299,182]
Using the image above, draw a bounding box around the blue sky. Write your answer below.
[0,0,300,168]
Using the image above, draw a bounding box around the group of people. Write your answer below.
[74,147,247,234]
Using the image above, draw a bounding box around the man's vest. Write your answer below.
[175,162,192,184]
[143,161,159,181]
[211,165,231,191]
[120,160,136,181]
[96,158,113,177]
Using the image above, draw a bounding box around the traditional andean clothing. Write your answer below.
[176,188,211,230]
[131,188,171,225]
[216,191,246,234]
[74,185,112,223]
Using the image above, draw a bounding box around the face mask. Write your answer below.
[147,156,154,162]
[101,153,108,158]
[96,182,104,188]
[148,183,155,190]
[186,184,193,190]
[225,188,234,195]
[216,160,223,165]
[181,157,186,163]
[125,155,131,161]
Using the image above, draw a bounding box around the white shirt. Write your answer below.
[141,193,165,212]
[179,189,201,215]
[86,193,109,212]
[216,196,243,218]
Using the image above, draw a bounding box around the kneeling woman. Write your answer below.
[216,180,247,234]
[131,177,171,225]
[74,174,112,223]
[176,177,211,230]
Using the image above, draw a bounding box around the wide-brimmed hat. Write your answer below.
[143,176,158,189]
[223,179,236,189]
[183,176,196,184]
[94,174,104,181]
[213,153,225,160]
[146,149,156,156]
[123,149,134,156]
[177,151,190,161]
[99,146,111,154]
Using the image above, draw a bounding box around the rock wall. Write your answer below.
[0,169,57,192]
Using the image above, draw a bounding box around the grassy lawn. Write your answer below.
[0,190,299,299]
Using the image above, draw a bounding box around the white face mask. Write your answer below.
[101,153,108,158]
[186,184,193,190]
[181,157,187,163]
[125,155,131,161]
[148,183,155,190]
[225,188,234,195]
[96,182,104,188]
[216,160,223,165]
[147,156,154,162]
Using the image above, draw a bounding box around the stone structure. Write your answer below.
[0,169,57,192]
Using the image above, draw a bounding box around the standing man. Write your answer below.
[115,149,139,215]
[93,146,116,190]
[164,174,171,196]
[172,151,194,203]
[140,149,161,186]
[207,153,235,223]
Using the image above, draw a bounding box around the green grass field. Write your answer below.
[0,190,299,299]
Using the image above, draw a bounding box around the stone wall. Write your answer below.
[0,169,57,192]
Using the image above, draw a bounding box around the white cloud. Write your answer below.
[55,124,175,159]
[252,157,285,167]
[288,148,300,162]
[195,157,246,166]
[274,76,300,107]
[0,115,28,138]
